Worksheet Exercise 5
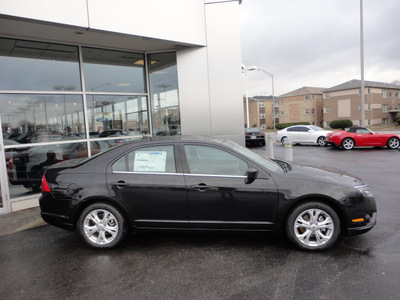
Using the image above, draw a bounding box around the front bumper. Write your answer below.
[345,212,377,236]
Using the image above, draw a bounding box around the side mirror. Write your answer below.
[245,168,258,184]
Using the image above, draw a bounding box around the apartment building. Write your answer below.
[277,87,325,126]
[323,80,400,127]
[243,96,276,129]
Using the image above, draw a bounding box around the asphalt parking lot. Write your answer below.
[1,142,400,300]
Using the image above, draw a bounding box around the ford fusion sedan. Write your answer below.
[275,125,332,146]
[326,127,400,150]
[40,136,376,251]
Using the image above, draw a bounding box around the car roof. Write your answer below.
[116,135,235,149]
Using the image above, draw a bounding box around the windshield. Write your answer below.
[230,141,283,173]
[245,128,260,133]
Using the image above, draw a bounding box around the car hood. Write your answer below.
[286,162,365,187]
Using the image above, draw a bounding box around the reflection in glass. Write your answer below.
[148,53,180,136]
[86,95,149,136]
[82,47,146,93]
[0,38,81,91]
[5,142,88,198]
[0,94,85,144]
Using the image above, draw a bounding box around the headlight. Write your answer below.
[355,185,374,198]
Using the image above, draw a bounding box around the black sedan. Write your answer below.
[40,136,376,250]
[245,127,265,146]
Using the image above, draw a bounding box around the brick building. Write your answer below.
[323,80,400,127]
[243,96,275,129]
[277,87,325,126]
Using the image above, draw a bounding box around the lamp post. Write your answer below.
[244,66,276,129]
[242,64,251,128]
[360,0,365,126]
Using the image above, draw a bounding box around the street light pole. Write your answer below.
[248,67,276,129]
[242,64,251,128]
[360,0,365,126]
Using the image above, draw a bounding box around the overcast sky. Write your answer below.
[240,0,400,97]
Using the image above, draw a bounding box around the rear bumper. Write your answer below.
[39,192,76,231]
[41,212,75,231]
[245,137,265,145]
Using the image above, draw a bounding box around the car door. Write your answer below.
[107,144,188,229]
[181,143,278,230]
[296,126,312,143]
[355,128,378,146]
[286,126,300,143]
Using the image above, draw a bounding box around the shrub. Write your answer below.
[276,122,309,130]
[395,118,400,125]
[329,119,353,129]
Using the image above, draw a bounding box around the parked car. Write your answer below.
[275,125,332,146]
[40,136,376,251]
[245,127,265,146]
[326,127,400,150]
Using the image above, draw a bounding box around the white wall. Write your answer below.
[205,1,244,144]
[0,0,207,46]
[87,0,206,46]
[0,0,89,27]
[177,1,244,145]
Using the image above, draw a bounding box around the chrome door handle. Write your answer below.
[111,181,129,188]
[190,183,211,192]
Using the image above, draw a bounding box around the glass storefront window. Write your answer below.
[0,37,181,206]
[5,142,88,197]
[86,95,149,137]
[0,38,81,91]
[148,52,180,136]
[0,94,85,143]
[82,47,146,94]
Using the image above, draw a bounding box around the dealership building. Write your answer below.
[0,0,244,213]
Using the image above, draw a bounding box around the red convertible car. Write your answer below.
[326,127,400,150]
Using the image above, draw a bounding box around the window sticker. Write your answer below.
[134,151,167,172]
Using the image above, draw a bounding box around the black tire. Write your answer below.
[341,138,354,150]
[78,203,126,249]
[286,201,340,251]
[281,136,287,146]
[387,137,400,149]
[317,136,326,147]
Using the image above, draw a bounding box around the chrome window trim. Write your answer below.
[112,171,246,179]
[184,173,246,179]
[113,171,183,176]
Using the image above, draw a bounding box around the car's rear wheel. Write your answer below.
[387,137,400,149]
[286,202,340,251]
[317,136,326,147]
[78,203,126,249]
[281,136,287,146]
[341,138,354,150]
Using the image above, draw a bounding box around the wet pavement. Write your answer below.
[1,143,400,299]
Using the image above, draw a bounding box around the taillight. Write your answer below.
[41,174,50,192]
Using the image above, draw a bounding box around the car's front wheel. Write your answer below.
[341,138,355,150]
[387,137,400,149]
[78,203,127,249]
[286,202,340,250]
[317,136,326,147]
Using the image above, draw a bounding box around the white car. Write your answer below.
[275,125,332,146]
